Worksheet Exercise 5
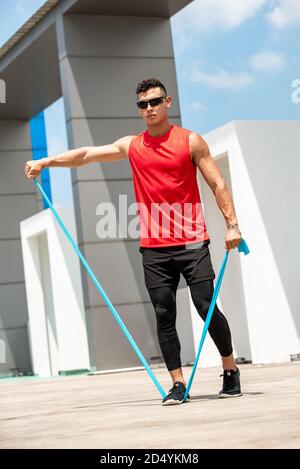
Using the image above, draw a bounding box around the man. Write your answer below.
[25,78,242,406]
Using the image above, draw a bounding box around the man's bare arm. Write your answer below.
[189,131,241,249]
[24,135,135,179]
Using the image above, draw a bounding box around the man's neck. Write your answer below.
[146,120,171,137]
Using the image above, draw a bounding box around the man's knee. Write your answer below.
[155,303,175,328]
[192,296,210,318]
[148,287,176,325]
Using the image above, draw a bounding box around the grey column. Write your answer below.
[56,14,182,370]
[0,121,39,374]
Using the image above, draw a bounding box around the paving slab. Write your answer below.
[0,362,299,449]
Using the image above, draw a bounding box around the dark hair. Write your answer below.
[135,78,167,97]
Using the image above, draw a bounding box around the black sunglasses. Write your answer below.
[136,96,166,109]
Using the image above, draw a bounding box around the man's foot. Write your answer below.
[219,368,243,398]
[162,381,190,406]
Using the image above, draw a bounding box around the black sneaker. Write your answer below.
[162,381,190,406]
[219,368,242,398]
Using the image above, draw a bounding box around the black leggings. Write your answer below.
[147,280,233,371]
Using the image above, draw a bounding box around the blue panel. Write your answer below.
[30,112,52,209]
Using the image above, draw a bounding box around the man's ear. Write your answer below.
[166,96,172,108]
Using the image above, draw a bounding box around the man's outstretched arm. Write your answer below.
[189,131,242,250]
[24,135,135,180]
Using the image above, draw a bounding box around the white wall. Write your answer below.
[190,121,300,367]
[20,208,90,376]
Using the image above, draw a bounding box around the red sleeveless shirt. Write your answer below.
[128,124,209,248]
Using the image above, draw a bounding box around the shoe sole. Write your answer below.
[218,392,243,399]
[162,397,191,406]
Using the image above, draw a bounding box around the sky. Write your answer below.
[1,0,299,135]
[171,0,300,132]
[0,0,299,203]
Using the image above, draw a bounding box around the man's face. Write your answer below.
[137,87,172,125]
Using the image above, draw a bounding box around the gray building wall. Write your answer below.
[0,1,195,374]
[55,14,183,370]
[0,121,39,373]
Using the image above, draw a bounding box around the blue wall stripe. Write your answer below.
[30,112,52,209]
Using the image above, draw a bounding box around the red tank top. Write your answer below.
[128,124,209,248]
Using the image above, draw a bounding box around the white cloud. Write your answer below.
[189,63,254,90]
[172,0,268,34]
[249,50,285,73]
[267,0,300,28]
[189,101,207,112]
[15,0,27,15]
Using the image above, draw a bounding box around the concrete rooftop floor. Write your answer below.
[0,361,299,449]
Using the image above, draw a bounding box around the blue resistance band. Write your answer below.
[33,179,167,399]
[183,238,250,401]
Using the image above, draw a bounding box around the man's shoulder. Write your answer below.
[114,135,137,156]
[173,124,198,140]
[172,123,192,133]
[188,130,207,145]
